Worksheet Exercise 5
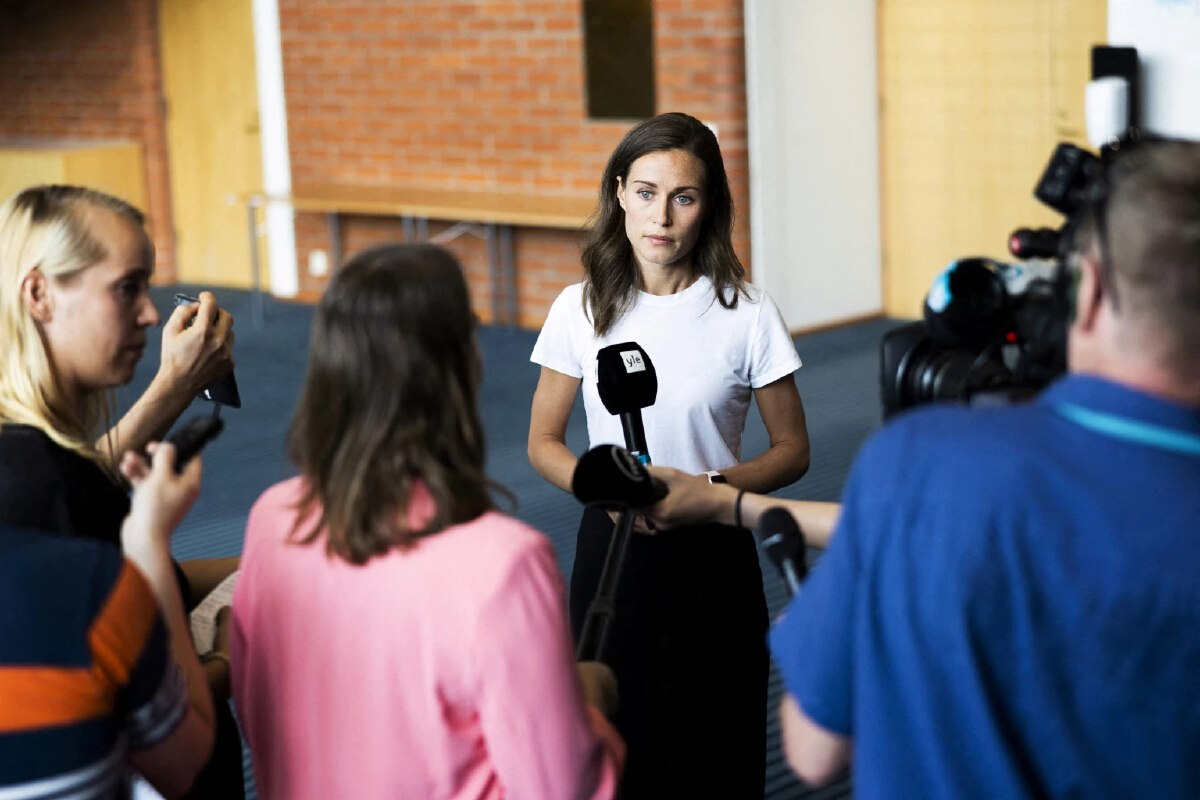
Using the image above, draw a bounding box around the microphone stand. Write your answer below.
[575,502,637,663]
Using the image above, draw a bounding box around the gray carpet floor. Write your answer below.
[128,285,903,799]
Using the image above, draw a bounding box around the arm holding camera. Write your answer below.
[98,292,235,466]
[642,466,840,548]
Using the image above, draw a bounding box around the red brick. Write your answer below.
[0,0,177,280]
[0,0,753,319]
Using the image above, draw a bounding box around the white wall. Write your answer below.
[253,0,299,297]
[1109,0,1200,139]
[743,0,882,331]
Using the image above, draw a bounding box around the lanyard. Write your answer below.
[1054,401,1200,459]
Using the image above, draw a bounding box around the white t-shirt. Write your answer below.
[530,277,802,475]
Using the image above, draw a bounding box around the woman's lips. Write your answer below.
[646,235,673,245]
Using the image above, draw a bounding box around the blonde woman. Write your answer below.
[0,185,242,799]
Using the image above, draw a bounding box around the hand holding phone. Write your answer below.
[172,293,241,409]
[165,415,225,474]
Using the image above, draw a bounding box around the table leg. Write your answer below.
[403,215,415,241]
[486,223,501,326]
[417,217,429,241]
[328,211,342,268]
[500,224,516,327]
[247,200,265,330]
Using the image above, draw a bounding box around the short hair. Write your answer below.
[1098,140,1200,373]
[0,186,152,468]
[287,243,497,564]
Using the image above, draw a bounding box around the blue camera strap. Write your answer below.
[1054,401,1200,459]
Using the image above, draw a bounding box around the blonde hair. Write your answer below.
[0,185,153,471]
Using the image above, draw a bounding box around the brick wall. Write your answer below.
[281,0,749,326]
[0,0,176,281]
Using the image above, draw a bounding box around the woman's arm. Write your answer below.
[475,540,623,799]
[718,375,810,494]
[642,466,840,548]
[98,293,235,467]
[528,366,584,493]
[120,444,216,798]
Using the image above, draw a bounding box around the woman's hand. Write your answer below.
[606,509,656,535]
[158,291,236,399]
[119,442,202,552]
[577,661,619,718]
[640,467,738,529]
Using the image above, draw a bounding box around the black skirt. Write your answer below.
[570,506,769,800]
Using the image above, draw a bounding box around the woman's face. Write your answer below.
[617,148,707,273]
[38,206,160,401]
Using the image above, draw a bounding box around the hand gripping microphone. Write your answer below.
[596,343,657,464]
[757,507,808,597]
[570,445,667,663]
[572,445,669,508]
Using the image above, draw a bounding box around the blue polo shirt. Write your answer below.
[770,375,1200,799]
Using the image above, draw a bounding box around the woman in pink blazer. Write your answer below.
[231,243,624,800]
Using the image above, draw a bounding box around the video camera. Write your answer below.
[879,141,1108,418]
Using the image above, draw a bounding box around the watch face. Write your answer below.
[708,472,727,484]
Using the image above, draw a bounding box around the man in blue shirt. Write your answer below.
[646,140,1200,798]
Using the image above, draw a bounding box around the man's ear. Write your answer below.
[616,176,626,211]
[20,269,53,324]
[1073,254,1104,332]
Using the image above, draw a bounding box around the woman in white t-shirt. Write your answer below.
[528,112,810,800]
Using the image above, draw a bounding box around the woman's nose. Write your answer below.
[655,196,672,227]
[139,295,161,327]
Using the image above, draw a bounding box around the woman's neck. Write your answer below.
[638,260,699,297]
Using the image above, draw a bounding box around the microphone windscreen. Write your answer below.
[758,507,807,580]
[572,445,669,507]
[596,342,657,415]
[923,258,1010,349]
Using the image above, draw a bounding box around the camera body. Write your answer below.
[880,142,1104,419]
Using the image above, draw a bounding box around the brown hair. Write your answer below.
[0,185,152,473]
[1082,140,1200,373]
[581,112,747,336]
[288,244,496,564]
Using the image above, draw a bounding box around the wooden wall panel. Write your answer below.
[879,0,1107,317]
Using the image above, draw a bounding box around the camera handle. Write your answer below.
[575,504,637,664]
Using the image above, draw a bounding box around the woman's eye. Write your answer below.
[676,195,694,206]
[637,189,653,200]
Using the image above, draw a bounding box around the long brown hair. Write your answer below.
[581,112,746,336]
[288,244,495,564]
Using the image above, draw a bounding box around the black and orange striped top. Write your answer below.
[0,527,187,799]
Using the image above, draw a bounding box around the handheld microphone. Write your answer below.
[757,507,808,597]
[572,445,669,508]
[596,343,657,464]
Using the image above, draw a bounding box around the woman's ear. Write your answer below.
[616,176,626,211]
[20,269,53,324]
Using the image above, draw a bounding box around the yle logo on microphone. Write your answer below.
[620,350,646,374]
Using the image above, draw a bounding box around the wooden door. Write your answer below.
[160,0,263,288]
[879,0,1107,317]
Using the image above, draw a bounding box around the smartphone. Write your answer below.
[165,415,225,473]
[173,293,242,409]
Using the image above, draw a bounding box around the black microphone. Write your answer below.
[572,445,669,508]
[757,507,808,597]
[596,343,657,464]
